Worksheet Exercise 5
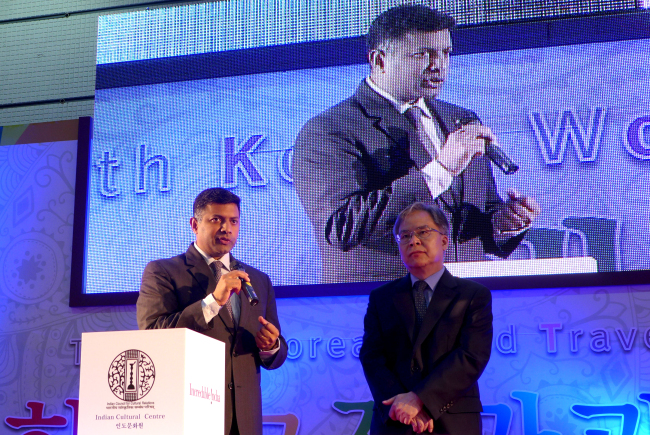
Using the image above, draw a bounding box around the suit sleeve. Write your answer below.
[136,260,209,331]
[412,284,493,420]
[359,291,409,424]
[293,115,434,253]
[258,272,287,370]
[474,161,526,258]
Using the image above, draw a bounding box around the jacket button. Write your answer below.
[228,383,234,390]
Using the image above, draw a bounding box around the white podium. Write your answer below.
[78,328,225,434]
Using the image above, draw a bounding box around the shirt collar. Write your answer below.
[365,77,433,118]
[410,266,446,292]
[193,242,231,270]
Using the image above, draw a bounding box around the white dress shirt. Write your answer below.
[195,243,280,357]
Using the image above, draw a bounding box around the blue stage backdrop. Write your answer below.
[3,1,650,434]
[1,121,650,434]
[1,130,650,433]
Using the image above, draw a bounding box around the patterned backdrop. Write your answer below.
[2,121,650,435]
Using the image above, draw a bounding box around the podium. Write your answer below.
[78,328,225,434]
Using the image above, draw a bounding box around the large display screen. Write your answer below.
[71,2,650,304]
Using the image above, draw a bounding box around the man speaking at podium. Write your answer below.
[137,188,287,435]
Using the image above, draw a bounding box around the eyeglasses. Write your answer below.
[395,227,444,244]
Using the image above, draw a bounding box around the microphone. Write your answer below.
[231,261,259,306]
[454,117,519,175]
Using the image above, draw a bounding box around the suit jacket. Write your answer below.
[136,244,288,435]
[359,269,492,434]
[292,80,525,283]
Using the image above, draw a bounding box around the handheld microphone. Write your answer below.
[454,117,519,175]
[231,261,259,306]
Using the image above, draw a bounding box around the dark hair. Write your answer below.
[193,188,241,221]
[366,5,456,52]
[393,202,449,237]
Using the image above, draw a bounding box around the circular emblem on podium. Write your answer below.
[108,349,156,401]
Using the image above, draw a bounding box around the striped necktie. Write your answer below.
[406,106,438,159]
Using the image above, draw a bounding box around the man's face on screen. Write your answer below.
[191,202,240,259]
[371,30,452,103]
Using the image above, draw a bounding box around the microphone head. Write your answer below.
[485,142,519,175]
[241,280,259,306]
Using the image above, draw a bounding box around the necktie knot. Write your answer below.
[209,261,224,280]
[405,106,425,126]
[404,106,437,162]
[413,280,428,292]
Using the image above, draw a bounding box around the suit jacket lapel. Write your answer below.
[355,89,464,171]
[354,83,463,209]
[414,269,458,349]
[185,244,235,330]
[355,81,432,169]
[185,243,213,295]
[429,99,467,135]
[392,275,417,344]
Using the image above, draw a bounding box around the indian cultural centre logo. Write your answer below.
[108,349,156,401]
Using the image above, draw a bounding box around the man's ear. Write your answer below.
[368,49,386,72]
[441,234,449,251]
[190,216,199,235]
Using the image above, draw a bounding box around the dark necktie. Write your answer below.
[406,106,437,160]
[209,261,235,325]
[413,280,429,328]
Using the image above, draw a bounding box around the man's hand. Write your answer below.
[411,410,434,433]
[212,270,249,306]
[492,188,541,233]
[256,317,280,351]
[382,392,424,425]
[439,124,496,176]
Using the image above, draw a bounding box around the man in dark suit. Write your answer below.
[360,202,492,434]
[136,188,287,435]
[292,5,540,283]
